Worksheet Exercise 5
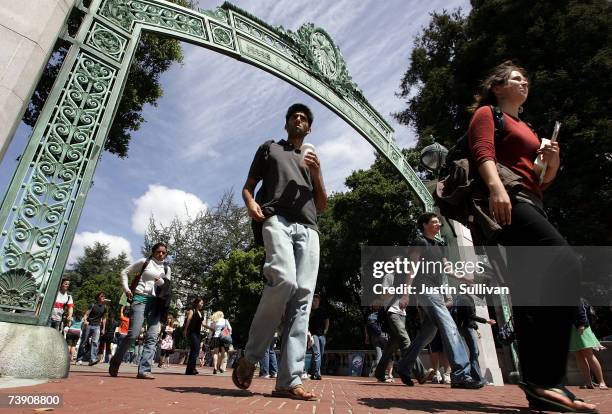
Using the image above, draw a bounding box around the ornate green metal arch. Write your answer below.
[0,0,433,324]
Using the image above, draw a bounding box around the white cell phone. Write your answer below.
[534,122,561,182]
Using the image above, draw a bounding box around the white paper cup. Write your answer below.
[300,143,315,166]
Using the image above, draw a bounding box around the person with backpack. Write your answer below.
[65,309,84,364]
[79,291,108,366]
[364,306,390,378]
[233,104,327,401]
[210,310,232,375]
[109,242,171,380]
[395,214,481,389]
[466,61,596,413]
[49,278,73,331]
[374,257,434,385]
[452,293,496,384]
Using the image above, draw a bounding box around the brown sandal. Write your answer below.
[231,357,255,390]
[271,385,318,401]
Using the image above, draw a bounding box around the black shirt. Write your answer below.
[309,307,329,336]
[87,303,107,326]
[413,235,447,287]
[187,310,203,334]
[248,140,318,231]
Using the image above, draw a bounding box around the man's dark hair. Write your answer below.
[61,277,70,284]
[417,212,439,232]
[285,103,313,127]
[95,291,105,301]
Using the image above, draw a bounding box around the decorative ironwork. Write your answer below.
[0,0,433,325]
[100,0,207,39]
[210,22,234,49]
[0,269,38,310]
[0,53,115,316]
[86,22,128,61]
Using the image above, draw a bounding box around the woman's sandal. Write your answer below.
[519,382,598,413]
[271,385,318,401]
[231,357,255,390]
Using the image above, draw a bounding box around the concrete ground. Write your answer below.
[0,363,610,413]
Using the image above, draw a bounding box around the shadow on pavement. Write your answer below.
[161,386,259,398]
[357,398,532,414]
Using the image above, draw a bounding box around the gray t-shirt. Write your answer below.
[248,139,318,231]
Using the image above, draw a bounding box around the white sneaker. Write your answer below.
[76,361,82,365]
[301,373,309,379]
[443,373,451,384]
[432,371,443,384]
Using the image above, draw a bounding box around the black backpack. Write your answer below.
[377,306,390,334]
[366,312,383,337]
[250,140,275,246]
[434,105,505,226]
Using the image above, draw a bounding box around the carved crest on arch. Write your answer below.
[282,23,360,99]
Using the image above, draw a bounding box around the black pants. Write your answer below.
[186,332,201,374]
[499,200,579,388]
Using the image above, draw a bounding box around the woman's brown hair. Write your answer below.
[468,60,528,112]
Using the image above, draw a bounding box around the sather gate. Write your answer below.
[0,0,433,326]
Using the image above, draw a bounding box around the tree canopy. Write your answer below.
[24,0,193,158]
[63,242,129,318]
[395,0,611,245]
[143,191,253,303]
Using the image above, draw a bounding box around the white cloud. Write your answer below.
[68,231,133,266]
[318,132,376,192]
[131,184,208,235]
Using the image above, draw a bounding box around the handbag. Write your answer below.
[220,325,232,344]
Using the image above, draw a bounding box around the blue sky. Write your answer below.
[0,0,470,266]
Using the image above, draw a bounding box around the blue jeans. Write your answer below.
[244,215,320,389]
[309,335,326,377]
[398,293,472,383]
[77,325,100,362]
[460,326,484,382]
[111,300,161,375]
[186,332,201,373]
[369,334,387,376]
[259,343,278,376]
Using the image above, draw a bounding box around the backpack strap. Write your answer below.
[490,105,505,140]
[129,257,151,293]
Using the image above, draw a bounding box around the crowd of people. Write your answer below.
[48,67,609,412]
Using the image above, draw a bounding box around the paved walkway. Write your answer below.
[0,364,610,413]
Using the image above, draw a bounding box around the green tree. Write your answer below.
[204,248,265,347]
[143,191,253,301]
[395,0,612,245]
[64,242,130,317]
[24,0,194,157]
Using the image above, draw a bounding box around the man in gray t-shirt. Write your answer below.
[233,104,327,401]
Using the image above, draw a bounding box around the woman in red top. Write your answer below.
[468,61,597,413]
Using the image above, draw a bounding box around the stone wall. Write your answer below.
[0,0,76,161]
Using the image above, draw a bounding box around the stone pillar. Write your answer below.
[447,220,505,386]
[0,0,76,162]
[0,322,69,378]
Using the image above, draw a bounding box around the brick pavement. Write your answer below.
[0,364,610,413]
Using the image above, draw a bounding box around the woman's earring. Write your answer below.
[518,106,524,114]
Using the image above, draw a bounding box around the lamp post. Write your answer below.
[419,141,449,175]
